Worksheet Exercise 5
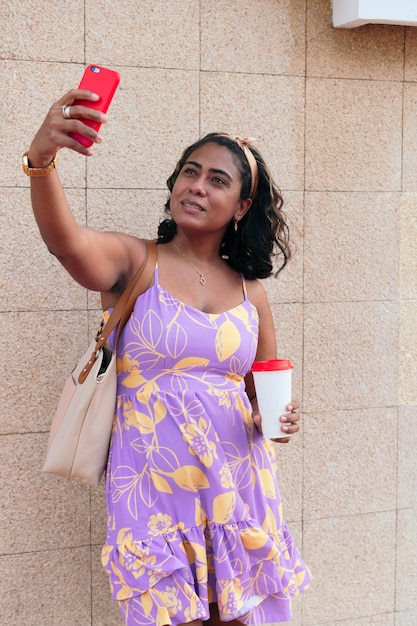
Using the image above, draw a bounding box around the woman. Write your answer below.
[24,87,311,625]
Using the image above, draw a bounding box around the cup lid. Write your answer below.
[251,359,293,372]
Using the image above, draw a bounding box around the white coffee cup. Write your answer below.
[251,359,293,439]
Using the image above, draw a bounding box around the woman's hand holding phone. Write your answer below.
[68,65,120,148]
[28,65,120,166]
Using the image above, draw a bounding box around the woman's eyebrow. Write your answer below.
[183,160,233,181]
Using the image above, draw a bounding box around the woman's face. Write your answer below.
[169,143,251,235]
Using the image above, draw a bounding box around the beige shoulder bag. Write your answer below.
[42,240,157,486]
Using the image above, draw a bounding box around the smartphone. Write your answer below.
[69,64,121,148]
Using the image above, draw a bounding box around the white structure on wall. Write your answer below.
[332,0,417,28]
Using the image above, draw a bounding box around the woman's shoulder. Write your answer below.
[244,277,269,308]
[244,277,275,344]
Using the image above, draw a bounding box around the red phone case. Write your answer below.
[69,65,121,148]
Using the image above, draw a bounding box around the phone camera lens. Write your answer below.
[91,66,100,74]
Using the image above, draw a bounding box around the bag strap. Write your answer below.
[78,239,157,384]
[113,239,157,347]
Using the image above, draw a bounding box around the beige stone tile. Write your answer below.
[396,508,417,612]
[201,0,306,76]
[289,585,303,626]
[270,303,304,399]
[1,311,89,434]
[86,66,200,189]
[303,301,398,412]
[400,193,417,300]
[86,305,104,337]
[307,0,405,80]
[0,0,84,62]
[403,84,417,191]
[264,191,304,304]
[398,407,417,508]
[273,431,303,524]
[405,27,417,82]
[1,188,87,312]
[0,546,91,625]
[399,300,417,406]
[87,188,167,240]
[304,192,400,302]
[396,609,417,625]
[306,78,403,192]
[88,290,103,312]
[201,73,305,191]
[343,616,395,626]
[92,543,123,625]
[303,408,397,519]
[309,615,395,626]
[85,0,199,69]
[0,433,91,554]
[303,512,396,623]
[3,60,88,188]
[286,520,304,557]
[91,481,108,546]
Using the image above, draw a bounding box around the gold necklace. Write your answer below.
[173,243,221,286]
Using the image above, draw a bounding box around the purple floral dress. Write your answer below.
[101,263,311,625]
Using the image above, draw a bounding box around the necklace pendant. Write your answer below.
[199,274,207,286]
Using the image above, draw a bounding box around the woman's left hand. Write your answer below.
[252,398,300,443]
[272,399,300,443]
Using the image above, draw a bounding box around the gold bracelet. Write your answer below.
[22,152,58,177]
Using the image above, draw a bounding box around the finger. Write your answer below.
[280,413,299,427]
[64,118,104,142]
[252,412,263,435]
[54,100,107,127]
[51,105,104,151]
[281,414,299,427]
[65,135,97,156]
[65,104,108,124]
[57,89,100,107]
[283,422,299,434]
[286,399,299,412]
[42,120,98,156]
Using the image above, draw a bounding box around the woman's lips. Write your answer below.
[182,200,204,212]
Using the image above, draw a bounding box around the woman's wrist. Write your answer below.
[27,145,57,168]
[22,143,59,178]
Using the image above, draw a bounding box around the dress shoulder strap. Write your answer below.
[241,274,249,300]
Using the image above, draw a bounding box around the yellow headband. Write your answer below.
[220,132,259,199]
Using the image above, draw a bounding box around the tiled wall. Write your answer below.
[2,0,416,624]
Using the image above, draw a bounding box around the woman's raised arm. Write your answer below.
[26,89,143,294]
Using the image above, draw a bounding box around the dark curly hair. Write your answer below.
[157,133,291,279]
